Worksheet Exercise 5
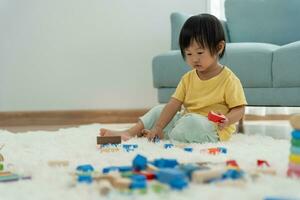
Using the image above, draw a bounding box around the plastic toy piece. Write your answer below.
[208,111,226,123]
[208,148,219,155]
[97,136,121,145]
[184,147,193,152]
[0,173,20,182]
[292,130,300,139]
[226,160,239,169]
[132,154,147,171]
[48,160,69,167]
[76,164,94,172]
[78,175,93,184]
[0,163,3,171]
[122,144,138,152]
[134,171,156,180]
[152,158,179,168]
[156,168,188,190]
[164,143,174,149]
[257,160,270,167]
[290,114,300,130]
[221,169,244,180]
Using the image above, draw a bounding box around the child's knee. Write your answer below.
[149,104,165,118]
[168,114,217,143]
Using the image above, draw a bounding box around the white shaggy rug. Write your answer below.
[0,123,300,200]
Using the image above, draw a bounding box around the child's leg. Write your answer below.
[139,104,181,139]
[168,113,218,143]
[100,120,144,141]
[100,104,181,140]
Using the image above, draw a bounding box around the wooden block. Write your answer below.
[98,180,112,196]
[255,168,276,175]
[0,171,13,177]
[192,168,226,183]
[97,136,121,145]
[112,177,131,189]
[290,114,300,130]
[48,160,69,167]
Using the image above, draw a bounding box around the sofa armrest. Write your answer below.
[171,12,230,50]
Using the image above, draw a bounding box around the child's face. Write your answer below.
[184,40,218,73]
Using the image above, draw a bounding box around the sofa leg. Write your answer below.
[237,118,245,133]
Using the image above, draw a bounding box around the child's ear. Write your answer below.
[217,40,225,55]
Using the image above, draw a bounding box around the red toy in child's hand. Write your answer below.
[208,111,226,123]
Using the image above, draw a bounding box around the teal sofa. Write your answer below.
[152,0,300,107]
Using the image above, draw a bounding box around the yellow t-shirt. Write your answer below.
[172,66,247,141]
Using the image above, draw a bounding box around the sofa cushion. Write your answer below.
[225,0,300,45]
[152,51,189,88]
[220,43,279,88]
[272,41,300,87]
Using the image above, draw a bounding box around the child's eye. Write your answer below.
[186,53,192,56]
[197,52,203,54]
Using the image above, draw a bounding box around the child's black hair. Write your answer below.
[179,13,226,59]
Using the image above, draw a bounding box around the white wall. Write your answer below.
[0,0,208,111]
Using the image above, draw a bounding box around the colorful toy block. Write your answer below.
[152,158,179,168]
[208,111,226,123]
[0,163,3,171]
[156,168,188,190]
[97,136,121,145]
[76,164,94,172]
[132,154,147,171]
[164,143,174,149]
[184,147,193,152]
[78,175,93,184]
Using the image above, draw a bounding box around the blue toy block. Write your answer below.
[132,154,148,170]
[152,158,179,168]
[292,130,300,139]
[131,174,146,182]
[102,166,119,174]
[123,144,138,152]
[118,166,133,172]
[76,164,94,172]
[218,147,227,154]
[178,163,201,180]
[184,147,193,152]
[156,168,188,190]
[222,169,244,180]
[164,143,174,149]
[77,175,93,184]
[130,180,147,189]
[170,179,188,190]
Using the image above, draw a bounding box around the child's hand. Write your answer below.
[142,127,164,142]
[217,116,229,130]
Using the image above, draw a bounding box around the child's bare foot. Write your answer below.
[99,128,132,141]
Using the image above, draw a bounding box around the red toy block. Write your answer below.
[208,111,226,123]
[208,148,220,155]
[226,160,239,168]
[134,170,156,180]
[257,159,270,167]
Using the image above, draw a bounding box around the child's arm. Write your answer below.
[144,98,182,140]
[218,105,245,130]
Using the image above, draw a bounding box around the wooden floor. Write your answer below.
[0,123,135,133]
[0,109,292,133]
